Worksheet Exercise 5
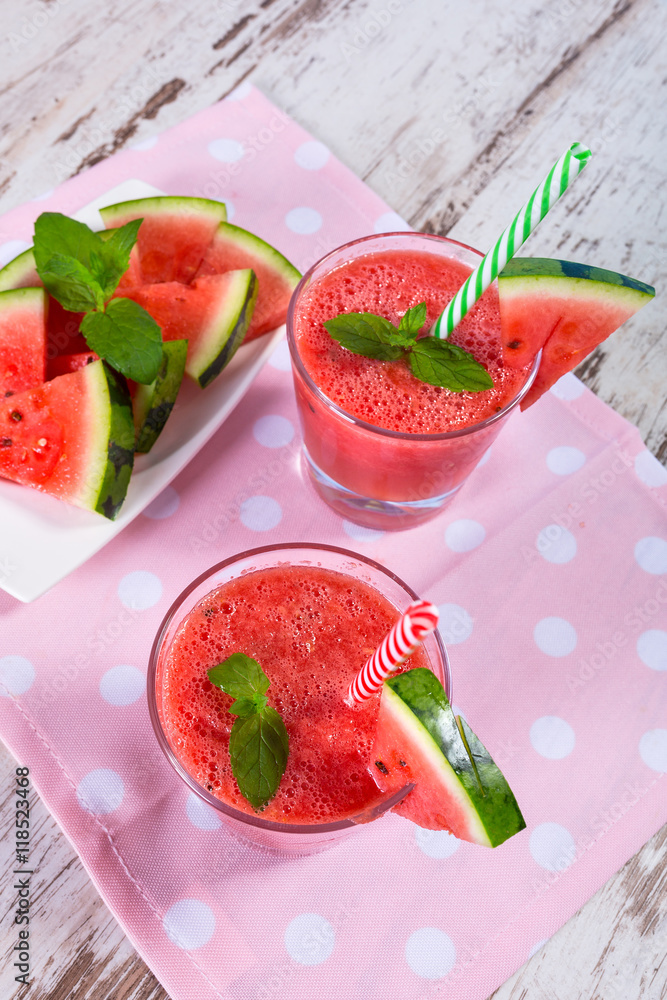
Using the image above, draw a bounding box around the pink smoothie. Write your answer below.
[160,564,430,824]
[289,244,533,506]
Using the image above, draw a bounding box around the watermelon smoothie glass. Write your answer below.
[148,543,451,853]
[287,233,541,530]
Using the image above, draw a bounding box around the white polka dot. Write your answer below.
[284,913,335,965]
[639,729,667,772]
[634,536,667,575]
[342,521,385,542]
[415,827,460,859]
[546,446,586,476]
[476,447,492,468]
[208,138,245,163]
[130,134,159,151]
[437,603,473,645]
[374,211,411,234]
[253,415,294,448]
[445,519,486,553]
[118,570,163,609]
[285,207,322,235]
[405,927,456,980]
[77,768,124,815]
[294,141,330,170]
[31,189,54,202]
[163,898,215,950]
[637,630,667,672]
[0,656,35,697]
[530,716,576,759]
[549,372,585,401]
[529,822,576,871]
[99,664,145,706]
[269,339,291,371]
[536,525,577,564]
[634,451,667,488]
[142,486,180,520]
[528,939,548,960]
[224,199,235,221]
[240,495,282,531]
[533,617,577,658]
[225,80,252,101]
[186,792,222,830]
[0,240,31,268]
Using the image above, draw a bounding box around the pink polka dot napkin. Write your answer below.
[0,86,665,1000]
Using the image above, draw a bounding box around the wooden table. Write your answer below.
[2,0,665,996]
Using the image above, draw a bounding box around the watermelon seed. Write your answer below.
[10,410,22,422]
[3,391,14,398]
[374,760,388,775]
[1,438,11,447]
[37,438,47,447]
[507,340,521,350]
[399,759,407,767]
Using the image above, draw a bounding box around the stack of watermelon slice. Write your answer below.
[0,197,301,518]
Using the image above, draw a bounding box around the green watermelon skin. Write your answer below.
[373,669,526,847]
[100,196,228,284]
[498,258,655,408]
[0,248,39,291]
[0,359,134,519]
[132,339,187,453]
[195,222,301,341]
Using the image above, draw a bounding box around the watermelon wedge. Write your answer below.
[195,222,301,340]
[100,196,228,284]
[498,258,655,409]
[0,288,48,397]
[121,270,258,388]
[0,359,134,518]
[372,669,526,847]
[132,339,187,453]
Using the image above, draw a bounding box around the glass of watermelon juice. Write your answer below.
[148,543,451,853]
[287,232,541,530]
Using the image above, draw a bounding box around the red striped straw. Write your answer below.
[347,600,440,704]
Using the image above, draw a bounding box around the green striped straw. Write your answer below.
[432,142,592,339]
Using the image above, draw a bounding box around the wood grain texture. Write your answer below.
[0,0,665,997]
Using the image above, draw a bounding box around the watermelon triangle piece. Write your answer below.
[0,288,48,397]
[372,668,526,847]
[119,270,258,388]
[195,221,301,340]
[498,258,655,409]
[0,359,134,518]
[100,196,228,284]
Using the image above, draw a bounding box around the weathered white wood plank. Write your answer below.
[0,1,665,997]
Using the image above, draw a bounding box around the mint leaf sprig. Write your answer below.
[208,653,289,811]
[34,212,162,384]
[323,302,494,393]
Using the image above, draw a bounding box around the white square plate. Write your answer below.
[0,180,287,603]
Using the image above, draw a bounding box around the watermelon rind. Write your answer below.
[500,257,655,297]
[200,221,301,287]
[83,362,135,519]
[378,669,526,847]
[191,268,258,388]
[99,196,228,229]
[0,248,39,292]
[133,339,187,453]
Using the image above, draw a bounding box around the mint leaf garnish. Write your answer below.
[323,302,494,393]
[38,253,104,312]
[398,301,427,337]
[323,313,404,360]
[208,653,289,810]
[33,211,162,385]
[409,338,494,392]
[81,298,162,384]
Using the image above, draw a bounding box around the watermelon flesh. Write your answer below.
[498,258,655,409]
[100,196,228,284]
[373,669,526,846]
[48,350,98,379]
[195,222,301,340]
[0,288,48,397]
[0,359,134,518]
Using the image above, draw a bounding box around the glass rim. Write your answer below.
[147,541,452,835]
[286,230,541,441]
